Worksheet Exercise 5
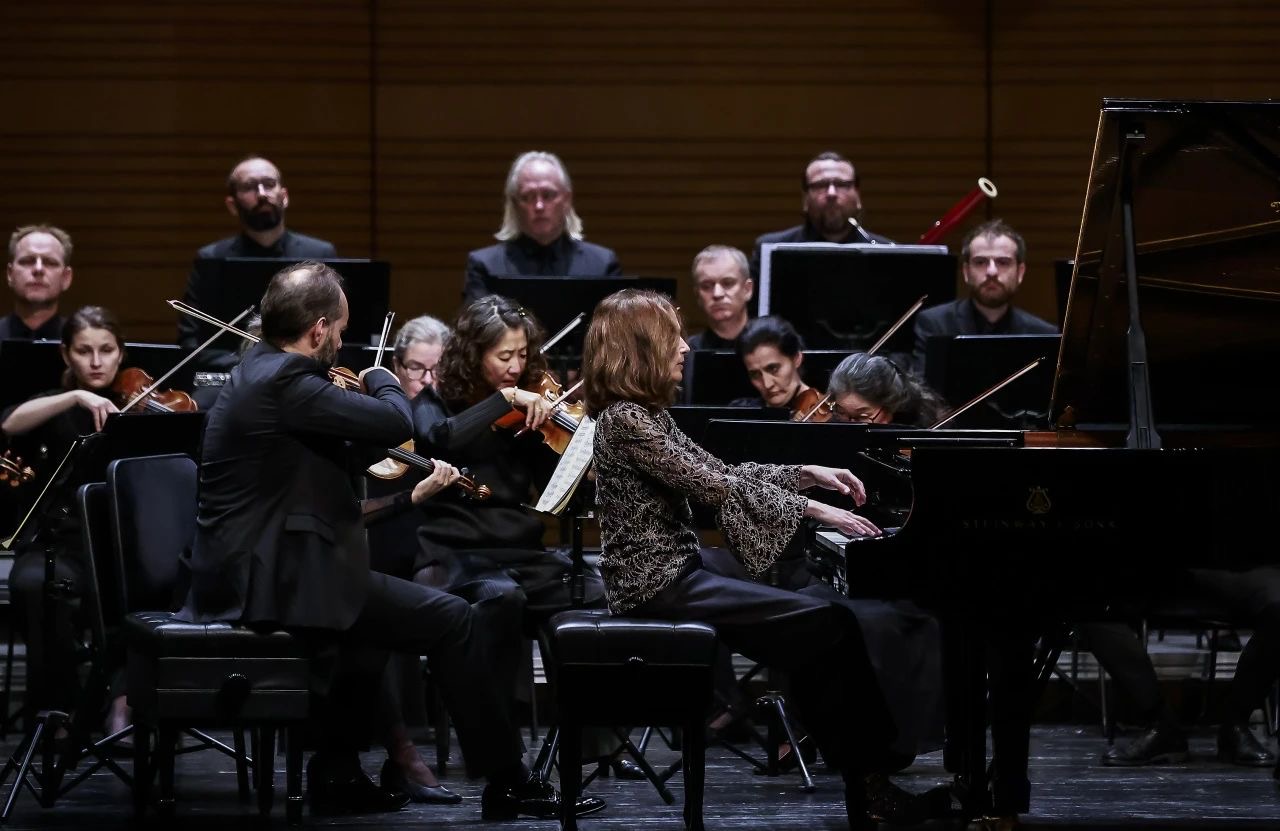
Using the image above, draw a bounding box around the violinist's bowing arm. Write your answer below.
[2,389,119,436]
[278,361,411,448]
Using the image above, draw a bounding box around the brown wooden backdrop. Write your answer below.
[2,0,1277,342]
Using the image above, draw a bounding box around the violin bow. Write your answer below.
[121,304,255,414]
[799,295,928,423]
[372,311,395,370]
[541,312,586,354]
[929,357,1045,429]
[169,300,260,343]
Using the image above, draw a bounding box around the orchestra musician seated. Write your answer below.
[362,314,463,804]
[728,316,817,416]
[826,352,950,427]
[750,151,894,282]
[3,224,75,340]
[463,151,621,305]
[911,219,1057,376]
[687,245,754,351]
[1,306,129,738]
[1085,568,1280,769]
[176,263,602,819]
[583,288,952,830]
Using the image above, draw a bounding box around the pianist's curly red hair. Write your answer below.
[583,290,683,417]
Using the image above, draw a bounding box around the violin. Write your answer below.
[492,372,585,455]
[0,450,35,488]
[790,387,834,423]
[112,367,198,413]
[367,439,491,500]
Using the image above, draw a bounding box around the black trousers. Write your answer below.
[312,570,523,779]
[1086,566,1280,726]
[630,565,897,775]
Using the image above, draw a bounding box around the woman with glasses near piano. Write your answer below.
[583,289,946,830]
[826,352,950,427]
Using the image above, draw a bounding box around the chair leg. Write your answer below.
[157,724,177,817]
[286,726,304,826]
[255,726,276,816]
[683,717,706,831]
[233,727,251,800]
[559,722,581,831]
[432,684,450,775]
[132,723,153,819]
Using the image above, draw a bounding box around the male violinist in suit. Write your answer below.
[178,261,604,819]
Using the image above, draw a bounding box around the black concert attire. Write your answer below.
[592,401,898,785]
[1085,566,1280,745]
[177,344,522,779]
[410,385,605,720]
[911,297,1058,376]
[463,234,621,304]
[0,313,64,341]
[2,389,93,716]
[177,230,337,390]
[686,327,743,352]
[749,221,894,282]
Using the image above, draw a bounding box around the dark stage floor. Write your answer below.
[0,726,1277,830]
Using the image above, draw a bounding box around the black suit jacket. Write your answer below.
[178,230,338,367]
[749,221,895,282]
[911,297,1058,376]
[177,343,412,630]
[463,234,621,303]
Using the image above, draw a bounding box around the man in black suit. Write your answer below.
[463,151,621,304]
[686,245,754,350]
[2,224,74,340]
[749,151,894,283]
[178,261,603,819]
[178,156,338,374]
[911,219,1057,376]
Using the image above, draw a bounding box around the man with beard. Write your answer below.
[463,151,621,304]
[2,224,74,339]
[178,156,337,374]
[911,219,1056,376]
[749,151,894,283]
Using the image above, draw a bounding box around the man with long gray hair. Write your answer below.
[463,151,621,303]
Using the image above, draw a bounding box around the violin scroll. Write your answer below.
[0,450,35,488]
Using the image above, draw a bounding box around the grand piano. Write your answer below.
[805,99,1280,816]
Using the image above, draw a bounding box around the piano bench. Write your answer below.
[125,611,310,825]
[546,609,718,831]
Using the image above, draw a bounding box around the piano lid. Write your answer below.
[1052,99,1280,430]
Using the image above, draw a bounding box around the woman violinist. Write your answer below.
[0,306,134,737]
[826,352,950,427]
[730,315,829,419]
[409,295,608,758]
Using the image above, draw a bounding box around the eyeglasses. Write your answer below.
[397,360,435,382]
[805,179,856,194]
[832,405,883,424]
[232,177,280,195]
[968,255,1017,270]
[516,187,564,206]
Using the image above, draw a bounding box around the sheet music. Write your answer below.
[534,415,596,515]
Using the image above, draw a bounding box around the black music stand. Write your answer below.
[668,406,789,444]
[0,412,203,819]
[757,243,956,354]
[924,334,1060,429]
[181,257,391,372]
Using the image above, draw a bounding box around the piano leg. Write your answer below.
[943,612,990,819]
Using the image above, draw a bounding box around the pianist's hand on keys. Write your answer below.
[803,499,881,537]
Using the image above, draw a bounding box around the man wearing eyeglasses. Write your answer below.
[911,218,1056,376]
[749,151,894,283]
[178,156,337,369]
[463,151,621,305]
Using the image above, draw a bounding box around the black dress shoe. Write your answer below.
[379,758,462,804]
[1101,724,1189,766]
[864,772,935,825]
[1218,723,1276,767]
[480,774,607,820]
[307,755,410,816]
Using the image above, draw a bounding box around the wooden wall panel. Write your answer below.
[0,1,372,342]
[2,0,1278,347]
